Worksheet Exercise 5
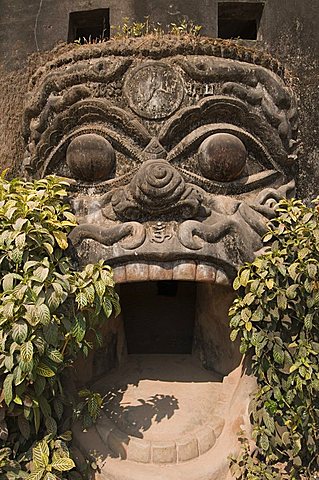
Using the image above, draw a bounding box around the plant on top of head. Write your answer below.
[0,173,120,478]
[110,17,151,38]
[74,35,108,45]
[109,16,201,39]
[169,18,202,36]
[229,197,319,479]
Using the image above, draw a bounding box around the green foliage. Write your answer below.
[0,174,119,477]
[229,198,319,478]
[73,17,202,45]
[229,434,287,480]
[73,389,103,429]
[110,17,202,38]
[27,433,75,480]
[169,18,202,36]
[0,447,28,479]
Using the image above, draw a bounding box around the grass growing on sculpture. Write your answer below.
[229,198,319,479]
[74,17,202,44]
[111,17,202,38]
[0,174,120,479]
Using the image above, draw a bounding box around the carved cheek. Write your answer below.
[66,133,115,182]
[198,133,247,182]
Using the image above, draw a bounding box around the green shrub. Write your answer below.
[229,198,319,479]
[0,174,119,478]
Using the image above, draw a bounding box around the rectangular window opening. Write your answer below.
[68,8,110,44]
[218,2,264,40]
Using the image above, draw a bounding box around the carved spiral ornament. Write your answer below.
[130,160,185,210]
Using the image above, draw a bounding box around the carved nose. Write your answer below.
[130,159,186,210]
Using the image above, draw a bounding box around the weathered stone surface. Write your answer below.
[176,436,199,462]
[195,263,217,282]
[124,63,184,120]
[211,416,225,439]
[125,263,149,282]
[149,263,173,281]
[196,425,216,455]
[113,265,127,284]
[173,261,197,280]
[95,415,114,446]
[127,438,151,463]
[215,269,231,286]
[198,133,247,182]
[66,133,115,181]
[108,429,129,459]
[152,441,177,464]
[22,41,298,291]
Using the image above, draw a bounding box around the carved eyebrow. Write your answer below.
[221,83,298,146]
[23,58,133,139]
[160,97,289,170]
[39,126,144,179]
[166,123,281,172]
[30,99,151,176]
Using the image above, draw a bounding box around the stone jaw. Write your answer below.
[68,177,294,283]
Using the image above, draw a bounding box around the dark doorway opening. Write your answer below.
[218,2,264,39]
[121,281,196,354]
[68,9,110,44]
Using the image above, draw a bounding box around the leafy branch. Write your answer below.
[229,198,319,479]
[0,174,120,478]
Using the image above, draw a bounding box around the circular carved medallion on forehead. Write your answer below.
[124,63,184,120]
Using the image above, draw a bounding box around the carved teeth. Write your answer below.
[215,269,231,286]
[113,262,230,285]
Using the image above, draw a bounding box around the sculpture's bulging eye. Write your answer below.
[198,133,247,182]
[66,133,115,182]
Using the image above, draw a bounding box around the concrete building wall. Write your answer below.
[0,0,318,198]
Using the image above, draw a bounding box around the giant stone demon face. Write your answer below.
[23,40,299,284]
[22,39,300,478]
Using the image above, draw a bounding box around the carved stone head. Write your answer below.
[23,38,298,278]
[23,37,299,478]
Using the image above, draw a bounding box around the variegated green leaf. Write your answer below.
[36,363,55,378]
[20,341,34,363]
[47,349,63,364]
[76,292,88,309]
[3,374,13,406]
[51,457,75,472]
[27,468,45,480]
[38,304,51,325]
[32,440,49,468]
[12,320,28,343]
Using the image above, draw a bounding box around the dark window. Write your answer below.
[218,2,264,40]
[68,8,110,43]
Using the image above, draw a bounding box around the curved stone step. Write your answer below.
[95,413,225,464]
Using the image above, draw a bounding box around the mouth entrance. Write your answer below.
[88,279,243,465]
[73,276,253,472]
[121,281,196,355]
